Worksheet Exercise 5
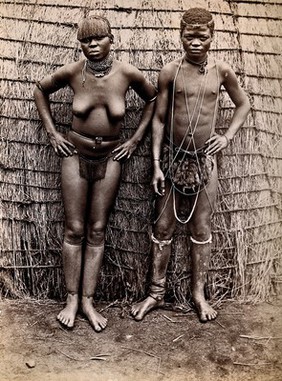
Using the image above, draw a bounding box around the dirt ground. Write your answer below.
[0,297,281,381]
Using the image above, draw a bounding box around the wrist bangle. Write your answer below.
[153,159,160,161]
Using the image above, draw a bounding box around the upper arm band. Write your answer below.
[35,81,45,92]
[147,94,157,103]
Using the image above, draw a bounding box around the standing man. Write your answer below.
[131,8,250,322]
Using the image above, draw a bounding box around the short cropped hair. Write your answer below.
[77,15,113,42]
[180,8,215,36]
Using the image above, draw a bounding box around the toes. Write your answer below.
[131,308,137,317]
[134,315,143,322]
[211,311,218,320]
[199,313,208,323]
[67,319,74,328]
[89,316,107,332]
[100,319,107,329]
[93,322,105,332]
[94,325,102,332]
[199,309,217,322]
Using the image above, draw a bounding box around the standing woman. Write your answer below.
[34,15,156,331]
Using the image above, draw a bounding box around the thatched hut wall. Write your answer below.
[0,0,281,303]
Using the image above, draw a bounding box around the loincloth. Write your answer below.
[67,129,120,182]
[162,142,214,195]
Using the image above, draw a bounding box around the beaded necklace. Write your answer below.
[81,52,114,85]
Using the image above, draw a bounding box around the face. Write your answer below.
[80,35,112,61]
[181,25,212,60]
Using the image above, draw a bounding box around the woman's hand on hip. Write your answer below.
[112,139,138,161]
[49,132,76,157]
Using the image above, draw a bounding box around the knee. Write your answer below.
[64,221,84,244]
[190,221,211,242]
[154,221,174,241]
[86,223,105,246]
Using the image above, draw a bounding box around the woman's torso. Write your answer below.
[67,60,131,156]
[70,60,130,137]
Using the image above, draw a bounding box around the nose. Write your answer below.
[191,38,201,46]
[89,38,98,46]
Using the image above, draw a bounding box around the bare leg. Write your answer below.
[81,243,107,332]
[57,155,88,328]
[191,238,217,322]
[57,242,82,328]
[131,182,176,321]
[131,240,171,320]
[189,162,218,322]
[81,157,121,331]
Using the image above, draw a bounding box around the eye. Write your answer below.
[80,36,107,44]
[80,37,92,44]
[183,35,193,41]
[95,36,106,41]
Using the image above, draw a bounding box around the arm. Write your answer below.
[113,66,157,161]
[151,67,171,196]
[205,63,251,155]
[34,66,75,157]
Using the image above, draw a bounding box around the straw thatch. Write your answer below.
[1,0,281,304]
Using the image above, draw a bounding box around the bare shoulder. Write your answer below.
[53,60,84,79]
[37,60,84,91]
[159,58,182,83]
[214,60,237,82]
[114,59,144,80]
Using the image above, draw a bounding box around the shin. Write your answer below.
[81,238,104,298]
[190,234,212,297]
[149,234,172,301]
[62,240,83,294]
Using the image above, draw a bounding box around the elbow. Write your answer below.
[247,99,251,113]
[238,96,251,116]
[33,85,44,101]
[244,99,251,117]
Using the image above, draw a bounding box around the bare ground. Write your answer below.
[0,297,281,381]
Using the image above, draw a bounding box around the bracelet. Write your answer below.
[153,159,160,161]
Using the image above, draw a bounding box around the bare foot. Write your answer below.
[131,296,164,321]
[193,294,217,322]
[81,296,107,332]
[57,293,79,328]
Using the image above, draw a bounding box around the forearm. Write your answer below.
[224,101,250,141]
[152,119,165,169]
[34,88,58,138]
[130,101,155,144]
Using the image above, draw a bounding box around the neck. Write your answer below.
[185,54,208,74]
[86,52,114,77]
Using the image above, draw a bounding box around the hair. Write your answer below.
[77,15,113,42]
[180,8,215,36]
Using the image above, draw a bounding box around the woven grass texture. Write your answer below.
[0,0,281,304]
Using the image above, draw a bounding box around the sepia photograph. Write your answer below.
[0,0,281,380]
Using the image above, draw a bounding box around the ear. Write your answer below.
[109,34,114,43]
